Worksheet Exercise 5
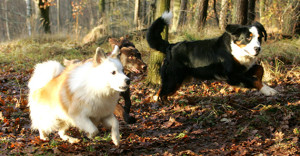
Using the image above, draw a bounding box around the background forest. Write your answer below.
[0,0,299,42]
[0,0,299,155]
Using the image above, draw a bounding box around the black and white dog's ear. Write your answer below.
[252,21,267,41]
[226,24,242,40]
[225,24,241,35]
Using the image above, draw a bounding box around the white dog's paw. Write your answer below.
[260,84,277,96]
[39,135,49,141]
[68,137,80,144]
[87,129,99,139]
[112,134,120,146]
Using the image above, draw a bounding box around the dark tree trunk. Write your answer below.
[247,0,256,24]
[35,0,51,33]
[197,0,209,31]
[236,0,248,25]
[146,0,170,86]
[177,0,188,28]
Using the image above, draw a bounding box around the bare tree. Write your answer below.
[236,0,248,25]
[25,0,32,36]
[219,0,229,31]
[177,0,187,29]
[134,0,140,28]
[248,0,256,24]
[34,0,51,33]
[57,0,60,32]
[213,0,219,25]
[171,0,180,32]
[197,0,209,31]
[146,0,170,85]
[5,0,10,40]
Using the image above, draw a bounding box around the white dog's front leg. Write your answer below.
[103,114,120,146]
[72,115,99,139]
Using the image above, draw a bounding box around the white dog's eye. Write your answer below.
[112,71,116,75]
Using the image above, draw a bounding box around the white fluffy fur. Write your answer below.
[28,47,128,145]
[27,61,64,92]
[162,11,173,25]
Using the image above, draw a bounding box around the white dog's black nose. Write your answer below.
[254,47,261,55]
[125,78,130,85]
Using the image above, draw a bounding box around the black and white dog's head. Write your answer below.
[226,22,267,68]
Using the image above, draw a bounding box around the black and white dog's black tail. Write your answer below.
[146,12,173,54]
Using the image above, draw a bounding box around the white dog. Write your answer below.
[28,45,129,145]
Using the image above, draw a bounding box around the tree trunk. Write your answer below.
[247,0,256,25]
[213,0,219,25]
[99,0,105,17]
[197,0,209,31]
[35,0,51,33]
[87,0,95,28]
[236,0,248,25]
[171,0,180,32]
[259,0,265,23]
[282,0,300,35]
[57,0,60,32]
[5,0,10,40]
[25,0,32,36]
[219,0,229,31]
[146,0,170,86]
[177,0,188,29]
[134,0,140,28]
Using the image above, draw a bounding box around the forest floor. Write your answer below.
[0,35,299,155]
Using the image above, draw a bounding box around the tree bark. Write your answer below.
[171,0,180,32]
[134,0,140,28]
[57,0,60,32]
[146,0,170,86]
[236,0,248,25]
[219,0,229,31]
[177,0,187,29]
[5,0,10,40]
[259,0,265,23]
[247,0,256,25]
[197,0,209,31]
[213,0,219,25]
[35,0,51,33]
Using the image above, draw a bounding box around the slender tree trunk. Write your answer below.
[134,0,140,28]
[213,0,219,25]
[197,0,209,31]
[236,0,248,25]
[26,0,32,36]
[171,0,180,32]
[35,0,51,33]
[146,0,170,86]
[219,0,229,31]
[259,0,265,23]
[5,0,10,40]
[247,0,256,25]
[148,0,156,26]
[57,0,60,32]
[177,0,187,29]
[87,0,94,28]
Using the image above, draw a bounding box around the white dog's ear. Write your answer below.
[110,45,120,58]
[94,47,107,64]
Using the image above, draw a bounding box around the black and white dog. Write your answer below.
[146,12,277,104]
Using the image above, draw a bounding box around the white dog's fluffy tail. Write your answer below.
[28,61,64,92]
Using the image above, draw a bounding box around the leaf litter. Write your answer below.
[0,59,299,155]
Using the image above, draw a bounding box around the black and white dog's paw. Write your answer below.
[260,83,277,96]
